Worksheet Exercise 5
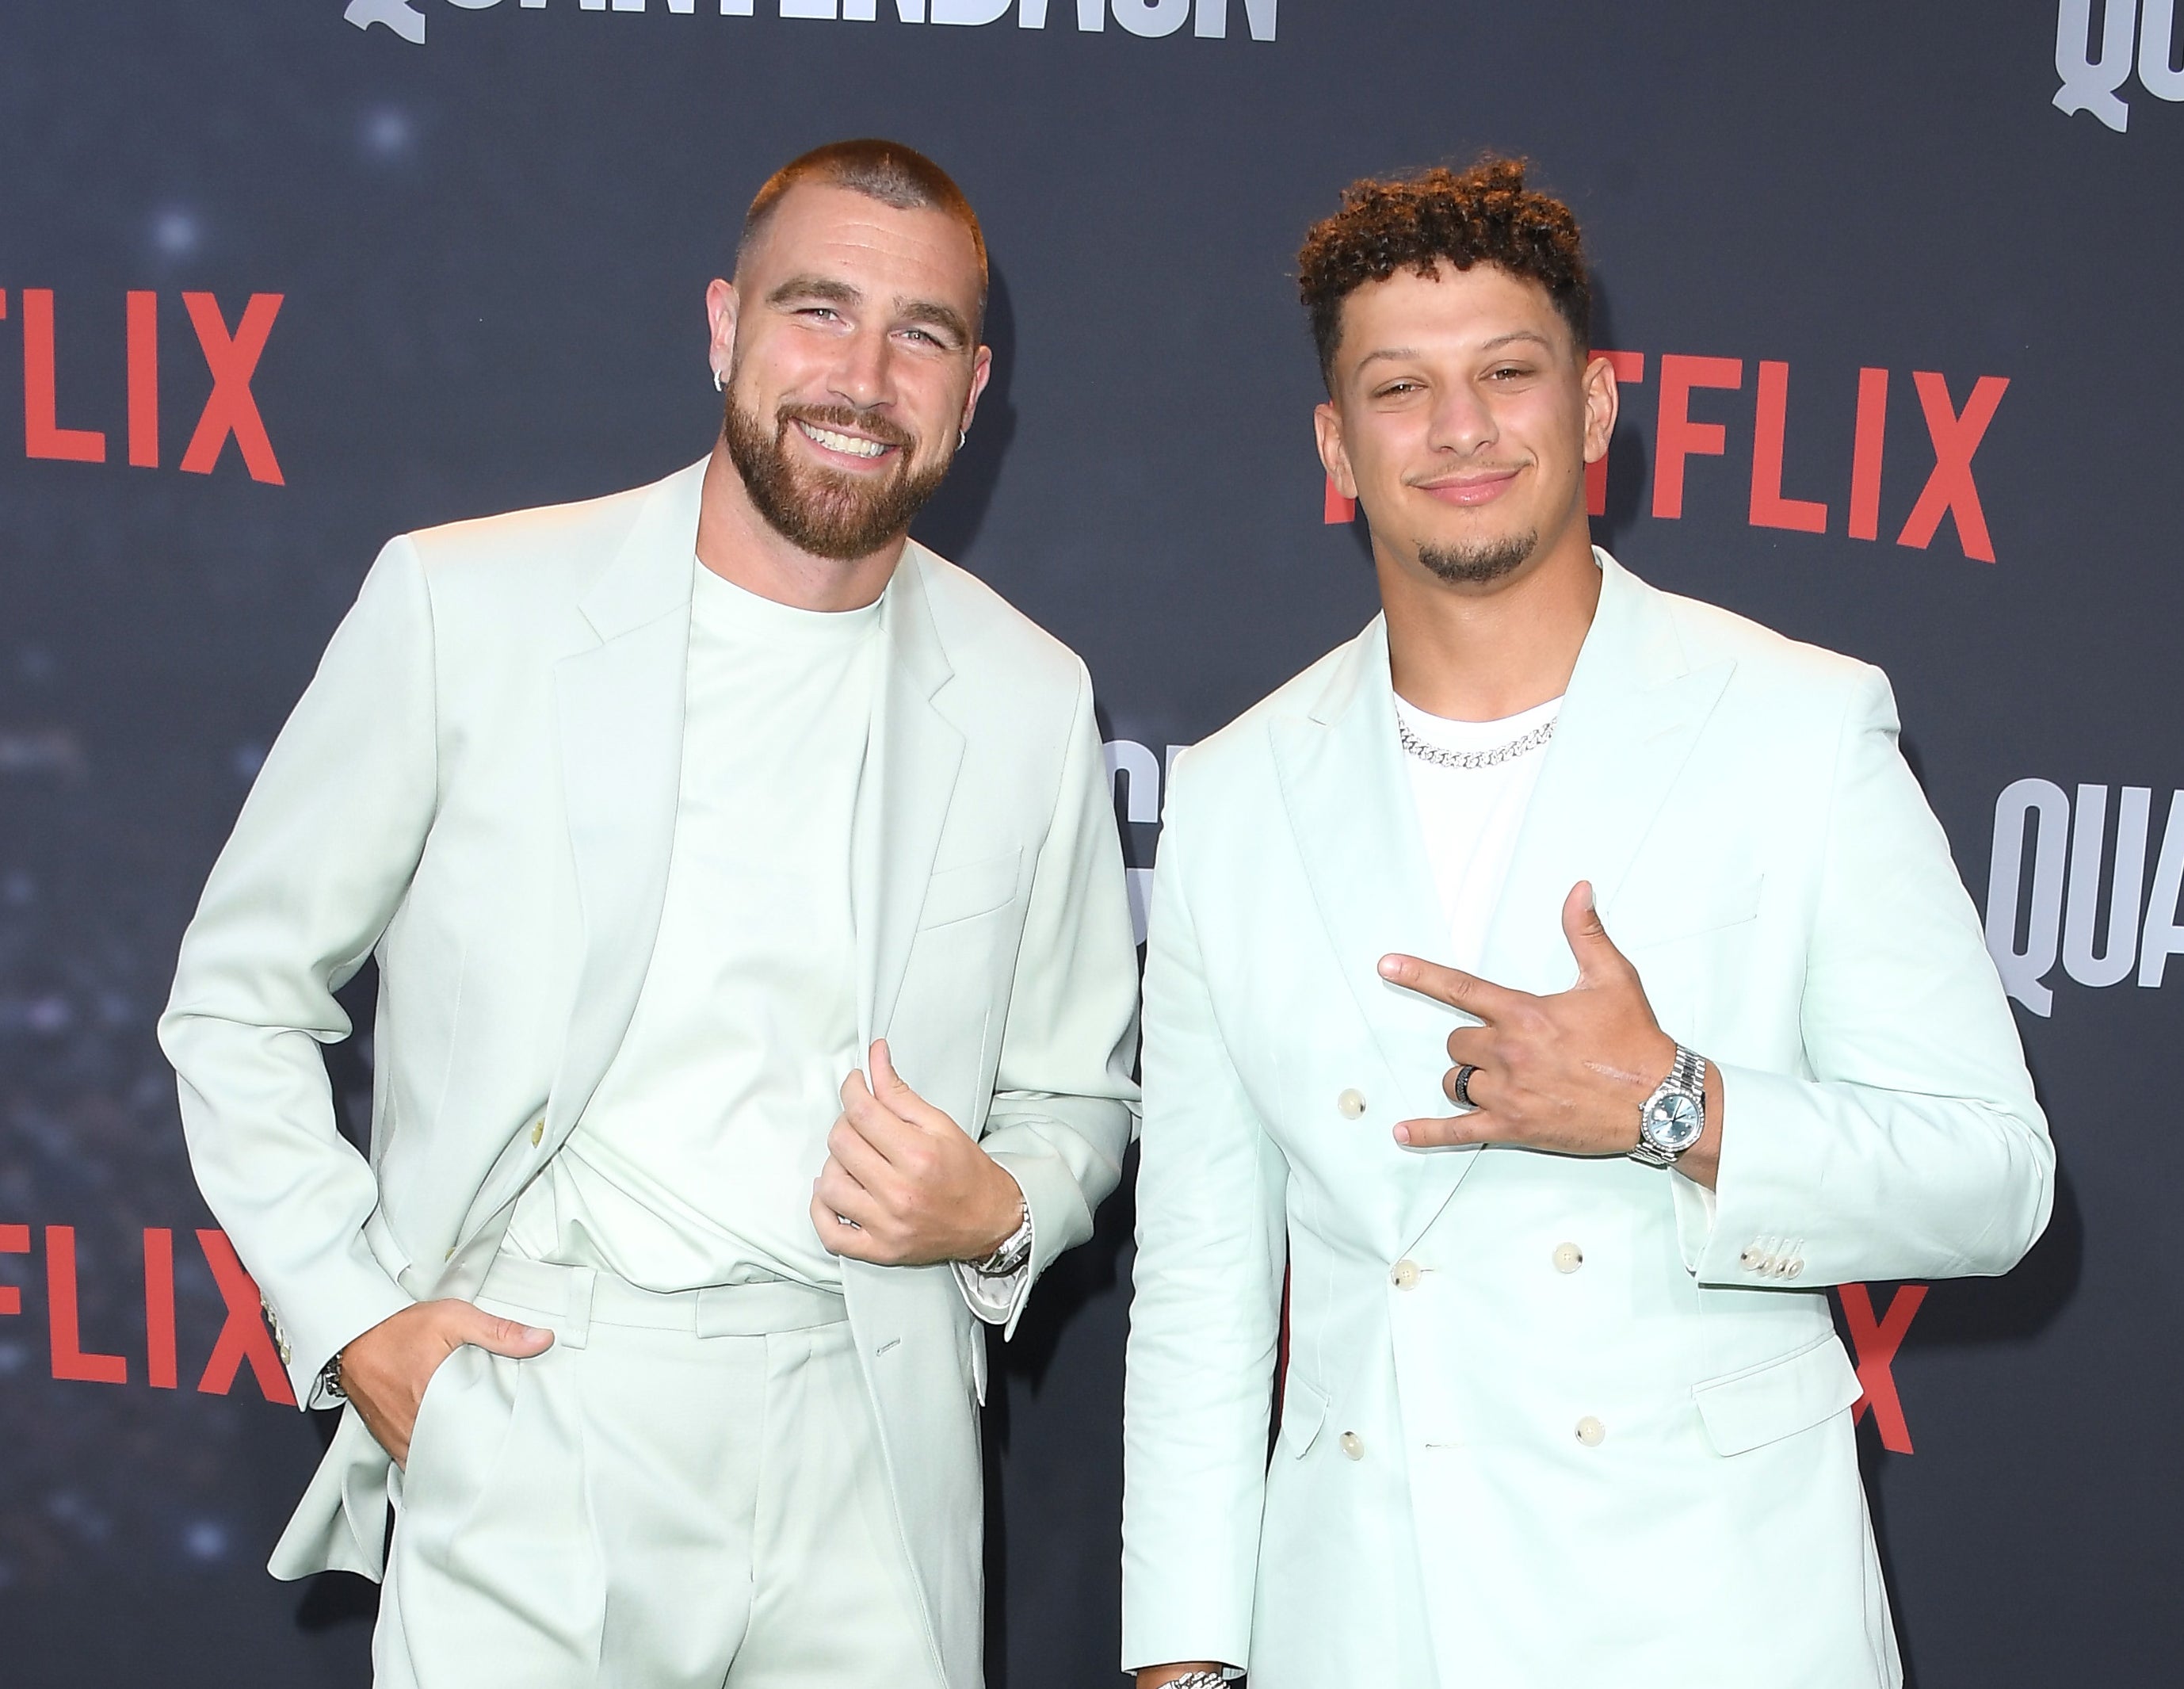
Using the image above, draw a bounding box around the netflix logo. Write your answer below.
[1840,1282,1925,1455]
[1324,351,2010,567]
[0,1223,293,1405]
[2,289,285,486]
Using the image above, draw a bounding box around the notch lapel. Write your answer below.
[851,546,964,1051]
[540,464,707,1155]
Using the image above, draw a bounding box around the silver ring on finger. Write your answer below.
[1452,1063,1481,1110]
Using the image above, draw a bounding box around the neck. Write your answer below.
[693,436,904,613]
[1377,514,1602,721]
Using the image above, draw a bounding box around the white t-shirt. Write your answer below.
[1393,694,1564,972]
[509,562,882,1293]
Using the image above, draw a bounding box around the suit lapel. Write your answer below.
[1479,552,1735,992]
[1396,552,1735,1248]
[1270,620,1457,1127]
[540,463,706,1152]
[852,545,964,1049]
[1266,556,1734,1253]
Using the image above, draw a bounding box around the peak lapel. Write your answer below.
[1270,620,1458,1132]
[541,463,706,1150]
[853,547,964,1050]
[1398,552,1735,1248]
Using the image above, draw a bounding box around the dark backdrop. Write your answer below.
[2,2,2177,1683]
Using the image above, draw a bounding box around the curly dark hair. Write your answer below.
[1297,157,1590,388]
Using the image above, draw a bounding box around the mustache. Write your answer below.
[775,403,918,453]
[1403,460,1529,488]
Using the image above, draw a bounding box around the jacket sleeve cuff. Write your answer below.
[280,1264,415,1409]
[952,1164,1033,1328]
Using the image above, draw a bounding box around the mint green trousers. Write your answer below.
[373,1258,942,1689]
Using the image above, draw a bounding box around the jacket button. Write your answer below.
[1575,1416,1606,1447]
[1390,1259,1420,1290]
[1339,1431,1365,1460]
[1552,1241,1584,1274]
[1337,1088,1367,1119]
[529,1118,545,1146]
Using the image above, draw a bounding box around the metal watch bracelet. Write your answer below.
[972,1198,1033,1277]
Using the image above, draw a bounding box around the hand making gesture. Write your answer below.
[1377,881,1722,1187]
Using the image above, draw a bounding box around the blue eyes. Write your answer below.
[791,308,945,350]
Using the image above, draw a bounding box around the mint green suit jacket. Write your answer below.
[1122,553,2050,1688]
[162,461,1141,1689]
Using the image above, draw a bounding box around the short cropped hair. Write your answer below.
[740,139,989,311]
[1297,156,1590,388]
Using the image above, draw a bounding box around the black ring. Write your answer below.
[1453,1063,1480,1110]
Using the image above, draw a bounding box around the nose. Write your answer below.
[827,324,892,414]
[1426,381,1497,457]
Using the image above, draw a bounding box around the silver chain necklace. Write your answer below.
[1398,714,1556,770]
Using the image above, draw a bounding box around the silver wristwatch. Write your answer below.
[1631,1045,1708,1167]
[1160,1674,1228,1689]
[972,1199,1033,1277]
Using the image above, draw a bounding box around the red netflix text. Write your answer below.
[0,1222,293,1404]
[2,288,286,486]
[1838,1281,1926,1455]
[1325,352,2009,565]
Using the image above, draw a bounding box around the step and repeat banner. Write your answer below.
[1,3,2176,1683]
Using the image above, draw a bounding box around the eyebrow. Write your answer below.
[767,274,861,310]
[899,297,973,346]
[766,274,972,348]
[1354,329,1558,372]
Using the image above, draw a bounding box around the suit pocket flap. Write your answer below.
[919,848,1022,930]
[1692,1333,1861,1457]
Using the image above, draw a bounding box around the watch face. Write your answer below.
[1644,1092,1704,1153]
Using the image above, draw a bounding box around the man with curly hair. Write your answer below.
[1121,158,2052,1687]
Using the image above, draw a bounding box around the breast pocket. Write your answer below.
[1613,873,1764,1040]
[918,847,1023,930]
[1611,872,1764,953]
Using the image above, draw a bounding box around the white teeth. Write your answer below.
[799,422,888,459]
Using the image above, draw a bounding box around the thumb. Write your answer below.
[869,1038,916,1111]
[869,1037,955,1134]
[1561,881,1628,981]
[456,1305,554,1358]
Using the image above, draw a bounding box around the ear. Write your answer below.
[960,343,995,436]
[1315,399,1358,500]
[705,277,739,380]
[1580,350,1620,468]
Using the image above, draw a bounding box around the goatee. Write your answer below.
[723,393,953,562]
[1416,529,1538,586]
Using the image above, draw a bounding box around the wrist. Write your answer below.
[968,1160,1029,1265]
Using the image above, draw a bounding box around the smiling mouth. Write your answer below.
[1415,467,1522,506]
[794,419,895,460]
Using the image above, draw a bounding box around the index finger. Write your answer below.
[1377,953,1528,1020]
